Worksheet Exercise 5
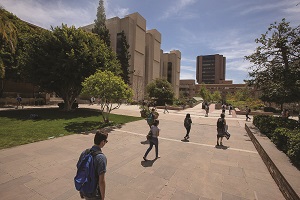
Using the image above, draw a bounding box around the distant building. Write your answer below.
[179,79,256,99]
[81,12,180,100]
[179,79,196,98]
[196,54,226,84]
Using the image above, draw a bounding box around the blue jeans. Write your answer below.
[144,137,158,158]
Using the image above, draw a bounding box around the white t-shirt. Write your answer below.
[151,125,160,138]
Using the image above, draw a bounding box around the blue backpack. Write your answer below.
[74,149,101,196]
[147,113,154,125]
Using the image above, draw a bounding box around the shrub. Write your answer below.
[253,115,298,138]
[287,130,300,168]
[271,128,291,153]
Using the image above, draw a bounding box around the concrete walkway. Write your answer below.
[0,104,285,200]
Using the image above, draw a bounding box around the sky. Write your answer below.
[1,0,299,84]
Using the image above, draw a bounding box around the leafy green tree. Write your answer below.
[21,24,121,111]
[198,84,211,102]
[0,8,41,97]
[211,90,221,102]
[245,19,300,108]
[92,0,111,47]
[146,78,174,105]
[81,70,133,123]
[0,7,17,53]
[117,30,130,84]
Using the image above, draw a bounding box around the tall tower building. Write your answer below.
[196,54,226,84]
[161,50,181,98]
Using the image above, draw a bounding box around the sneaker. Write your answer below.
[155,156,161,159]
[220,142,223,146]
[217,143,219,146]
[187,136,190,139]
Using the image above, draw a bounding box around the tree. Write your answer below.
[211,91,222,102]
[0,7,17,78]
[198,84,211,102]
[92,0,111,47]
[146,78,174,105]
[81,70,133,123]
[117,30,131,84]
[245,19,300,108]
[21,24,121,111]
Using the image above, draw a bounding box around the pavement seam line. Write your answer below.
[114,129,258,154]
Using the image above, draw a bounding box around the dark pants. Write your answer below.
[144,137,158,158]
[246,114,250,120]
[185,126,191,138]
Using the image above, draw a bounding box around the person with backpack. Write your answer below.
[75,131,108,200]
[245,106,251,121]
[147,108,156,127]
[216,113,226,146]
[205,104,209,117]
[143,119,160,161]
[184,113,192,140]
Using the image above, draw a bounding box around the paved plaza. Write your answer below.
[0,103,286,199]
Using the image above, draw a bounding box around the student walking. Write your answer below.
[184,113,192,140]
[75,131,108,200]
[205,104,209,117]
[143,119,160,161]
[216,113,226,146]
[245,106,251,121]
[163,102,169,114]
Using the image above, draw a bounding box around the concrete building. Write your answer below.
[161,50,181,98]
[82,12,180,100]
[179,79,196,98]
[179,79,255,100]
[196,54,226,84]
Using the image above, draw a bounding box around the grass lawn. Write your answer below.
[0,108,142,149]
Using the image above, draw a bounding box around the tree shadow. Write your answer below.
[0,108,101,121]
[64,121,103,133]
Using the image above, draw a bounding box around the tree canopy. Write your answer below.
[146,78,174,105]
[198,84,211,102]
[117,30,131,84]
[81,70,133,123]
[92,0,111,47]
[21,24,121,111]
[245,18,300,106]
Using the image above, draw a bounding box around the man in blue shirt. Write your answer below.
[77,131,108,200]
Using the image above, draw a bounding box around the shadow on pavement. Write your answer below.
[140,140,149,145]
[141,158,158,167]
[215,145,229,150]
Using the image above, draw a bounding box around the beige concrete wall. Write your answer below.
[81,12,180,101]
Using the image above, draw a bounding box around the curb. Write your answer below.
[245,123,300,200]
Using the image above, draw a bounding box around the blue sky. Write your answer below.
[1,0,299,83]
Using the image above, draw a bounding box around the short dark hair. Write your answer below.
[220,113,225,118]
[153,119,159,126]
[94,131,108,145]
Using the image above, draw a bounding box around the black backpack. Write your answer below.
[217,118,224,128]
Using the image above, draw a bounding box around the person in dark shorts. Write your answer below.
[216,113,226,146]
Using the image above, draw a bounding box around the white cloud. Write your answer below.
[161,0,197,19]
[1,0,96,29]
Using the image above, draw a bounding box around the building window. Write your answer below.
[116,33,122,55]
[167,62,172,83]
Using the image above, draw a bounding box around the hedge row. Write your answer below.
[253,115,300,168]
